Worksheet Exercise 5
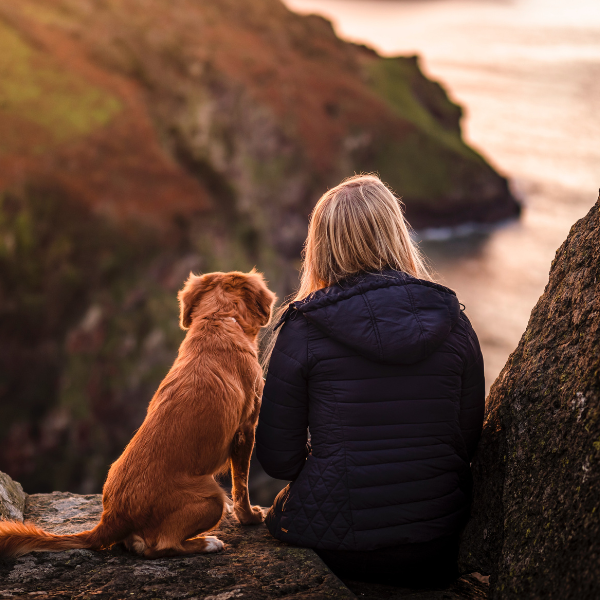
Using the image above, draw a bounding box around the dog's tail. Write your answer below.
[0,518,118,559]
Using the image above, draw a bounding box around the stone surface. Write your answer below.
[0,491,488,599]
[0,471,26,523]
[459,194,600,599]
[0,492,353,599]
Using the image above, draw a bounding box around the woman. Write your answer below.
[256,175,485,583]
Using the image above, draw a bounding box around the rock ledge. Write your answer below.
[0,492,352,599]
[0,483,489,599]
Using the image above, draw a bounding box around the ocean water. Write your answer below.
[285,0,600,390]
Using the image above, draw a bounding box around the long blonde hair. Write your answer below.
[262,174,432,368]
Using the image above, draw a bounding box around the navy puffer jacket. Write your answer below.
[256,270,485,551]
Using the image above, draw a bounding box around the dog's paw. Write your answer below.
[235,505,265,525]
[202,536,224,553]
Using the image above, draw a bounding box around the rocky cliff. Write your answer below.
[459,193,600,598]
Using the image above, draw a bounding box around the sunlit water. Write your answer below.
[285,0,600,390]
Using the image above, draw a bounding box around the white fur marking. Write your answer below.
[203,536,224,553]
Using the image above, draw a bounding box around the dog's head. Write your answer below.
[178,269,276,336]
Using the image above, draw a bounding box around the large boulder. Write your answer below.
[459,194,600,598]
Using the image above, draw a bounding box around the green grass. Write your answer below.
[363,57,498,204]
[371,131,454,200]
[0,21,122,152]
[366,57,485,164]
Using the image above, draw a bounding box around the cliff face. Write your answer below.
[0,0,519,496]
[459,194,600,598]
[0,183,191,494]
[0,0,518,252]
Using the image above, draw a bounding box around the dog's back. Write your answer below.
[104,316,261,514]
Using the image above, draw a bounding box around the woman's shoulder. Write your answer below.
[271,307,310,367]
[454,310,479,340]
[448,310,483,367]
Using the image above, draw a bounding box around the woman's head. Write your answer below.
[261,174,431,369]
[296,174,430,300]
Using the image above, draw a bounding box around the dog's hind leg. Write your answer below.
[143,533,224,558]
[180,534,223,555]
[140,477,226,559]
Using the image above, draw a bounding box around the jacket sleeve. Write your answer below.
[459,313,486,459]
[256,315,310,481]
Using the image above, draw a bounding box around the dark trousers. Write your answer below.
[315,534,460,587]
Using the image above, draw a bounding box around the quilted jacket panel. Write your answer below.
[256,270,485,551]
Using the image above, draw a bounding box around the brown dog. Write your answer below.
[0,270,276,558]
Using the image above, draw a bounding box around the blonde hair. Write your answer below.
[261,174,432,368]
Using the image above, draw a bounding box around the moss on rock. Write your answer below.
[0,20,122,152]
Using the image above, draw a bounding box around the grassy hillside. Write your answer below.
[0,0,518,245]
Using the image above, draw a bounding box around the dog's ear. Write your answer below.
[178,273,217,330]
[244,271,276,327]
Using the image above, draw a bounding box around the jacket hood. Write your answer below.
[287,271,460,365]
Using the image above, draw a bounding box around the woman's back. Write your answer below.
[256,270,485,551]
